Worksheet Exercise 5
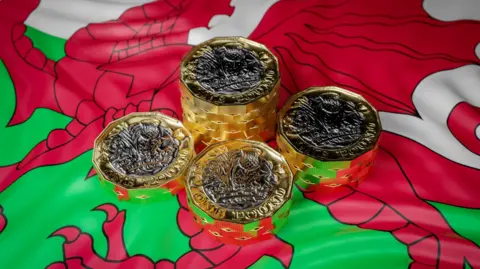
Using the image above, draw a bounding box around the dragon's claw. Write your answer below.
[49,226,81,243]
[47,205,157,268]
[0,205,7,234]
[93,204,120,222]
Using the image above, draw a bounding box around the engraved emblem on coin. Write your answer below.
[195,46,265,94]
[202,148,277,210]
[107,123,180,176]
[284,93,365,152]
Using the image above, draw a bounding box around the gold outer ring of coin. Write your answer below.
[92,112,194,200]
[185,139,293,224]
[179,37,280,149]
[278,86,382,161]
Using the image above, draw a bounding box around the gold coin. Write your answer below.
[277,86,382,192]
[185,139,293,224]
[278,86,381,161]
[180,36,279,105]
[180,37,280,149]
[92,112,194,202]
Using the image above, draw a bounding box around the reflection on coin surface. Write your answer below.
[93,112,194,189]
[181,36,279,105]
[280,86,381,161]
[202,148,277,210]
[284,93,365,149]
[185,139,292,223]
[195,46,265,94]
[107,122,180,176]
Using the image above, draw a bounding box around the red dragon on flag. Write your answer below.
[0,0,479,268]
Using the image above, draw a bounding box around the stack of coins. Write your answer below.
[277,86,382,193]
[91,36,384,246]
[184,140,293,246]
[92,112,195,203]
[180,37,280,151]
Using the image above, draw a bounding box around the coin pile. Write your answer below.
[185,140,292,245]
[179,37,280,152]
[277,86,381,194]
[92,37,382,246]
[93,112,194,203]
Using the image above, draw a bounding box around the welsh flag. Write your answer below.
[1,0,480,268]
